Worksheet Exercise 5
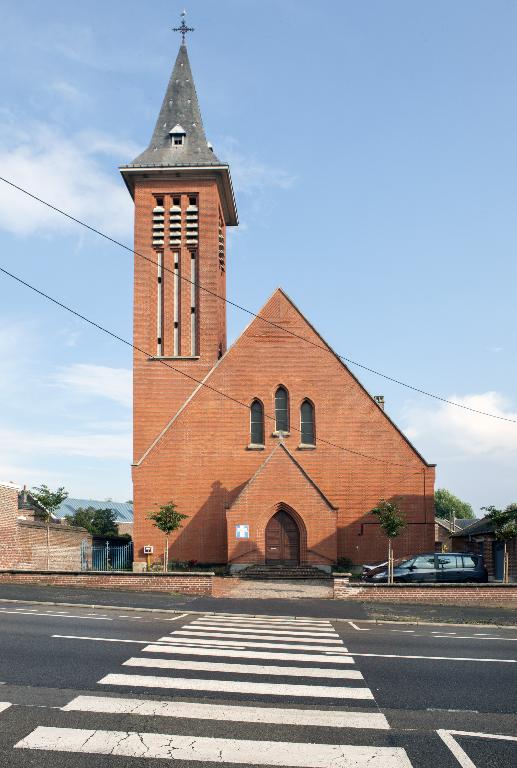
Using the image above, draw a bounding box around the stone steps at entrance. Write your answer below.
[239,565,331,580]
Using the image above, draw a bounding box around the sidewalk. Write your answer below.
[0,582,515,625]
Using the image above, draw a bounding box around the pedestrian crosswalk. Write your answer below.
[14,612,415,766]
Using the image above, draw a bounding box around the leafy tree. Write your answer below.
[147,501,188,571]
[30,484,68,569]
[66,507,119,538]
[434,489,474,522]
[371,499,406,584]
[481,504,517,583]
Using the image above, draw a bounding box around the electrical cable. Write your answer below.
[0,175,514,425]
[0,263,427,471]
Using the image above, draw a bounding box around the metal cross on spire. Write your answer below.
[173,10,194,45]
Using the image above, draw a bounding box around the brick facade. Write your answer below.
[0,482,91,570]
[132,289,435,569]
[128,46,436,572]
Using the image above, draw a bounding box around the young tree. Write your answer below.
[31,484,68,569]
[371,499,406,584]
[482,504,517,583]
[434,489,475,524]
[66,507,119,538]
[147,501,187,571]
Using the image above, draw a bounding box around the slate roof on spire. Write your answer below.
[128,44,220,168]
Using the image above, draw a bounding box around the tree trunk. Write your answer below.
[46,524,50,570]
[504,541,509,584]
[164,535,169,572]
[388,539,393,584]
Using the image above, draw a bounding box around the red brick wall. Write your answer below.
[0,484,91,570]
[132,290,435,567]
[334,578,517,607]
[0,571,212,596]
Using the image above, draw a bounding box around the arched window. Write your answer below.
[275,386,289,433]
[250,400,264,445]
[300,400,315,445]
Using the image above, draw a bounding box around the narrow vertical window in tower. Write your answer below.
[152,198,165,248]
[186,196,198,247]
[157,252,163,356]
[218,212,225,270]
[190,250,197,355]
[169,198,182,247]
[173,253,180,356]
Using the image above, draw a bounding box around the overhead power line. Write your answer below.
[0,175,514,426]
[0,263,426,471]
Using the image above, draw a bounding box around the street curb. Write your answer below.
[0,598,515,629]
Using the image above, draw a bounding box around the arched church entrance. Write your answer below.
[265,509,300,565]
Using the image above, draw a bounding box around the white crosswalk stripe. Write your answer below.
[142,642,355,664]
[157,636,349,652]
[62,694,390,728]
[15,727,413,766]
[122,655,364,678]
[14,611,414,766]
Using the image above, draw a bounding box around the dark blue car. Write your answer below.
[365,552,488,583]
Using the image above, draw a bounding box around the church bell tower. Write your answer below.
[121,20,238,461]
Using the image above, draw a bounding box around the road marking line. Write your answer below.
[15,727,411,766]
[122,657,363,679]
[164,613,190,622]
[390,630,415,633]
[338,652,516,663]
[347,622,369,631]
[63,695,388,729]
[171,630,343,644]
[143,644,354,664]
[0,702,11,714]
[98,673,374,699]
[185,625,338,638]
[433,635,517,641]
[158,637,348,653]
[0,610,112,620]
[437,729,517,768]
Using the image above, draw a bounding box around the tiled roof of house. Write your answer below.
[54,498,133,524]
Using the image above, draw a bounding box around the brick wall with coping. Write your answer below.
[333,576,517,607]
[0,481,91,570]
[0,570,213,596]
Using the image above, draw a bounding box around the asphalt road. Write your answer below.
[1,582,516,624]
[0,603,515,767]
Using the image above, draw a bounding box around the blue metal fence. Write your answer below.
[80,540,133,571]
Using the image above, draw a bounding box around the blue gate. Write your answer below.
[81,540,133,571]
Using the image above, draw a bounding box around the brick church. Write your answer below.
[120,38,435,572]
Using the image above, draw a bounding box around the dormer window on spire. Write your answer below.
[170,124,186,147]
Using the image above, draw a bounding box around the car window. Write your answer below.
[436,555,459,569]
[412,556,435,569]
[462,555,477,568]
[399,559,414,568]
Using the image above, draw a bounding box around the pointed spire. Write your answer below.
[129,43,220,168]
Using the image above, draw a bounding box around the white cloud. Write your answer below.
[0,117,137,238]
[54,364,132,408]
[0,426,130,461]
[404,392,517,456]
[217,137,296,194]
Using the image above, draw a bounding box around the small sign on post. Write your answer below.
[236,524,249,539]
[143,544,154,571]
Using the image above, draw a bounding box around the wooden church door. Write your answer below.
[265,510,300,565]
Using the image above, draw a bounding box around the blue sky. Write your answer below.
[0,0,516,512]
